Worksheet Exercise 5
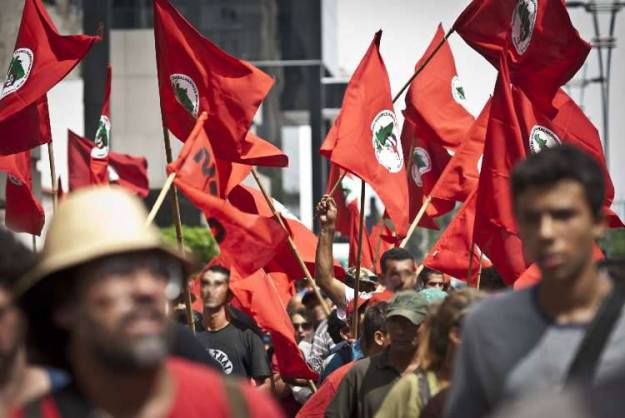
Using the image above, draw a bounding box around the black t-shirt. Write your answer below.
[196,323,271,379]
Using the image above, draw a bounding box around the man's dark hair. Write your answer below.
[361,301,388,349]
[511,144,605,219]
[479,266,508,292]
[204,265,230,282]
[417,267,442,289]
[0,228,35,291]
[380,248,414,274]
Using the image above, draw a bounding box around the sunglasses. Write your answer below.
[293,322,312,331]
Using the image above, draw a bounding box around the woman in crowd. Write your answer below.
[374,288,486,418]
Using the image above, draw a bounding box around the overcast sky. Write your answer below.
[335,0,625,203]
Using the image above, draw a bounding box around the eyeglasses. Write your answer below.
[293,322,312,331]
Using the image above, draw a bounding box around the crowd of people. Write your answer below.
[2,145,625,418]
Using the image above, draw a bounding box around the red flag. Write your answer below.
[229,268,318,380]
[93,65,112,153]
[0,151,44,235]
[475,56,620,284]
[67,130,149,197]
[153,0,286,166]
[453,0,590,113]
[423,192,491,283]
[89,155,109,185]
[369,217,396,274]
[166,114,251,198]
[0,96,51,156]
[320,31,409,236]
[175,180,288,277]
[227,184,345,279]
[0,0,98,154]
[326,165,375,270]
[429,99,492,204]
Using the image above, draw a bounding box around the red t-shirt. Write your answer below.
[295,362,355,418]
[12,357,283,418]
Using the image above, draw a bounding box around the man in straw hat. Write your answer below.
[13,186,282,418]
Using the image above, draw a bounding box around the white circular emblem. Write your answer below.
[170,74,199,118]
[207,348,234,374]
[90,146,108,159]
[107,165,120,182]
[451,76,467,104]
[1,48,34,99]
[511,0,537,55]
[411,147,432,187]
[8,175,22,186]
[529,125,560,154]
[94,115,111,151]
[371,110,403,173]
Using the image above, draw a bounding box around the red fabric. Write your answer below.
[229,269,318,380]
[89,155,109,185]
[175,180,288,277]
[153,0,286,167]
[166,115,251,198]
[320,31,409,237]
[453,0,590,114]
[0,151,44,235]
[0,95,51,156]
[430,99,491,204]
[326,164,375,270]
[0,0,98,154]
[295,362,355,418]
[513,245,605,290]
[402,24,475,219]
[67,130,149,197]
[227,184,345,279]
[369,218,397,275]
[11,358,284,418]
[475,56,620,285]
[423,192,491,284]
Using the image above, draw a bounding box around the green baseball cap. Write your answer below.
[386,290,429,325]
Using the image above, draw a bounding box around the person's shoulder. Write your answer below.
[168,357,224,383]
[344,354,373,377]
[466,287,536,326]
[236,379,285,417]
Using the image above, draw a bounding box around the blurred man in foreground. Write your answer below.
[445,145,625,418]
[13,187,281,418]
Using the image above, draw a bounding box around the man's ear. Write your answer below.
[449,325,461,346]
[592,210,607,241]
[374,330,387,347]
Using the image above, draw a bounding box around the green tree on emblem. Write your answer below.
[534,133,548,151]
[412,150,426,170]
[173,81,195,116]
[5,55,26,87]
[455,86,466,100]
[94,119,109,148]
[517,1,531,42]
[374,122,399,152]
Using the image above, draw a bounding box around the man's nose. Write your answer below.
[538,215,555,241]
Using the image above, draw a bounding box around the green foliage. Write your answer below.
[600,229,625,259]
[375,122,394,148]
[160,225,219,267]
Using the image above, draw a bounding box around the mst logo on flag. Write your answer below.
[371,110,403,173]
[451,76,466,104]
[529,125,561,154]
[94,115,111,150]
[411,147,432,187]
[1,48,34,99]
[170,74,199,117]
[511,0,537,55]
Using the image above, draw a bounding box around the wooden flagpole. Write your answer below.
[351,179,366,340]
[400,195,432,248]
[145,172,177,226]
[160,123,195,333]
[476,251,485,290]
[31,235,37,252]
[48,143,58,210]
[251,168,331,316]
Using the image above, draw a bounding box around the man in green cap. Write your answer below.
[325,290,429,418]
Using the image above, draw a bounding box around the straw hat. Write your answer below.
[14,186,188,297]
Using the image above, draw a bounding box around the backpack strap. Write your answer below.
[566,275,625,384]
[416,371,432,409]
[223,377,249,418]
